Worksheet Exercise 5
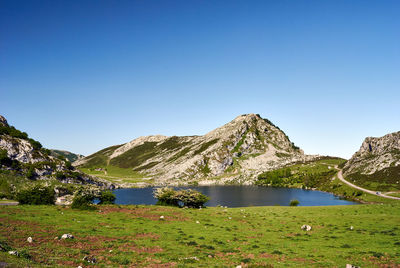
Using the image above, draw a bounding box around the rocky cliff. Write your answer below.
[343,131,400,190]
[0,115,113,189]
[76,114,317,185]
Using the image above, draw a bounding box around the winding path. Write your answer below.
[337,170,400,200]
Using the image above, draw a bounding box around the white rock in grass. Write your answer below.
[196,221,200,224]
[350,226,354,230]
[61,233,74,239]
[8,251,19,256]
[301,225,312,231]
[27,237,33,243]
[159,215,165,220]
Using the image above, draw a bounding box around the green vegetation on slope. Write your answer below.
[0,124,43,151]
[79,144,123,168]
[193,139,219,155]
[256,158,344,189]
[0,170,80,201]
[346,165,400,192]
[50,150,83,163]
[79,166,148,184]
[0,203,399,267]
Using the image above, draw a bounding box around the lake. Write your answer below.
[113,185,358,207]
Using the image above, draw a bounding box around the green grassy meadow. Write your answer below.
[1,203,400,267]
[79,166,152,185]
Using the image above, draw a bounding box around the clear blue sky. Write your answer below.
[1,0,399,159]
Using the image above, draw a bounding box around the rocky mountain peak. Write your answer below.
[0,115,8,127]
[344,131,400,176]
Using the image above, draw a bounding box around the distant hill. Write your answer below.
[0,115,112,189]
[343,131,400,191]
[76,114,317,185]
[50,149,84,163]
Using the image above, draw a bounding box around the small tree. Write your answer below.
[71,192,96,210]
[153,187,180,206]
[98,190,116,204]
[153,187,209,208]
[289,199,300,206]
[16,186,55,205]
[175,189,209,208]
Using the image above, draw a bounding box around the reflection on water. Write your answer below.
[113,185,358,207]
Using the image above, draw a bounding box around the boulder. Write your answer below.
[301,225,312,231]
[8,251,19,256]
[27,237,33,243]
[83,255,96,263]
[61,234,74,239]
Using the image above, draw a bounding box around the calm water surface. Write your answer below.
[113,185,358,207]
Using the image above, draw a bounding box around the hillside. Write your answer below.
[343,131,400,191]
[50,149,84,163]
[76,114,317,186]
[0,115,113,199]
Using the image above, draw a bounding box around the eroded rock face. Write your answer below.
[343,131,400,176]
[0,115,8,127]
[0,115,114,189]
[0,137,46,164]
[77,113,318,185]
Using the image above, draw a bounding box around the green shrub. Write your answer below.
[153,187,209,208]
[289,199,300,206]
[26,166,35,179]
[175,189,209,208]
[71,192,96,210]
[153,187,180,206]
[16,186,55,205]
[98,190,116,204]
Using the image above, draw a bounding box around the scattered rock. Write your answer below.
[61,234,74,239]
[350,226,354,230]
[27,237,33,243]
[301,225,312,231]
[346,264,360,268]
[8,251,19,256]
[159,215,165,220]
[83,255,96,263]
[196,221,200,224]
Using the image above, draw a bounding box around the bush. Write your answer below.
[153,187,209,208]
[98,190,116,204]
[175,189,209,208]
[289,199,300,206]
[71,192,96,210]
[153,187,180,206]
[16,186,55,205]
[26,166,35,180]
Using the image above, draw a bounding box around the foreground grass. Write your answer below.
[1,204,399,267]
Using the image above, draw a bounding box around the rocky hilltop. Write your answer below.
[50,149,84,163]
[343,131,400,190]
[76,114,317,185]
[0,115,112,189]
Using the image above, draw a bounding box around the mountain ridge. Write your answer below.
[76,114,318,186]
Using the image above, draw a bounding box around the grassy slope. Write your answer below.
[79,166,151,184]
[345,165,400,192]
[78,136,195,183]
[0,204,399,267]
